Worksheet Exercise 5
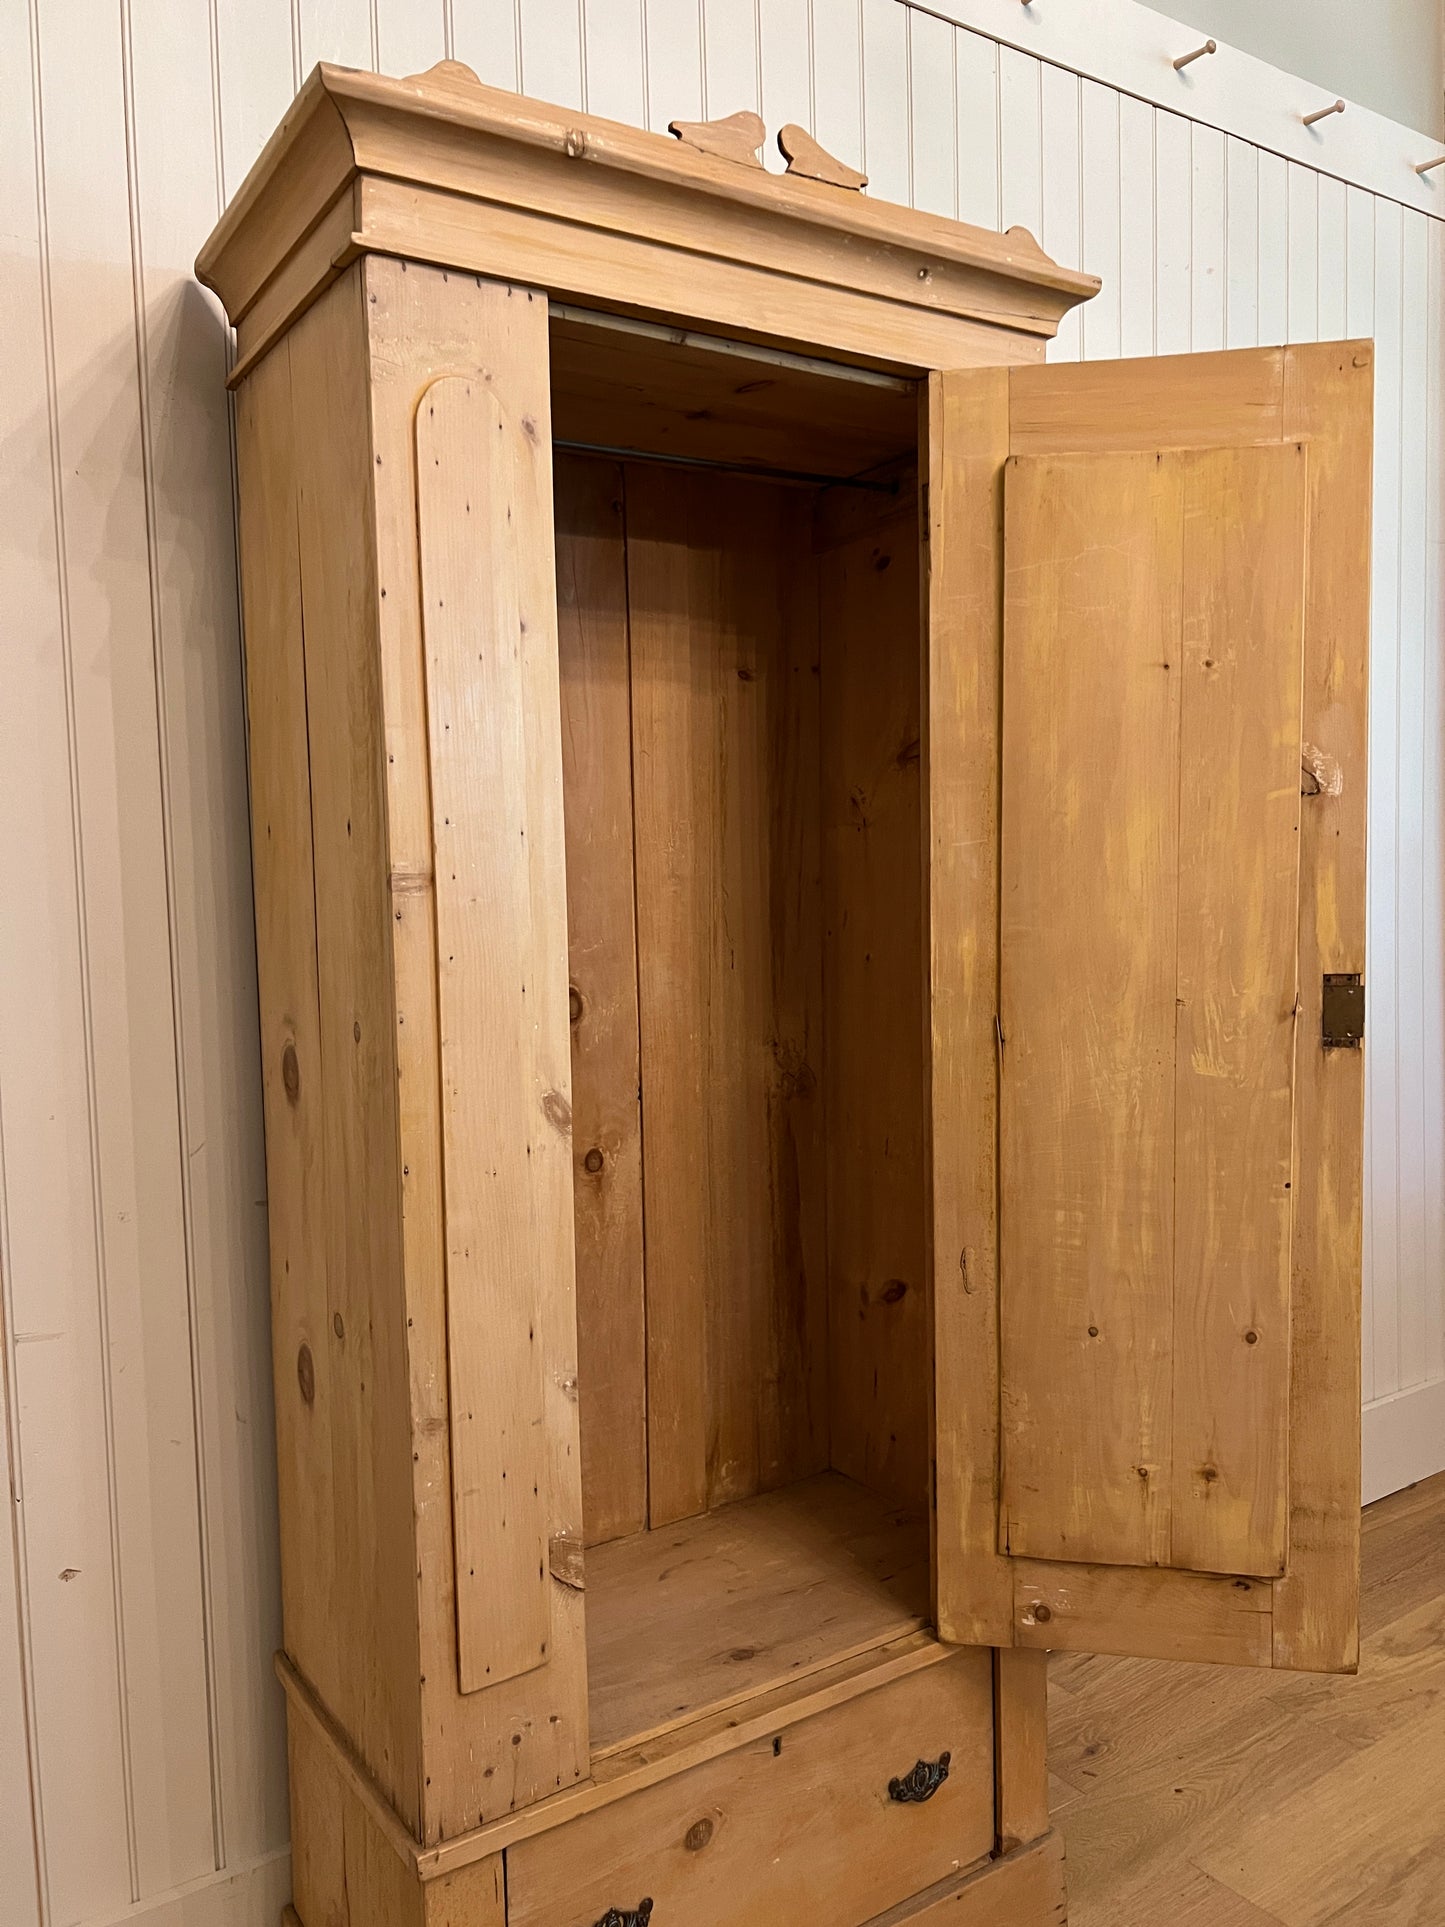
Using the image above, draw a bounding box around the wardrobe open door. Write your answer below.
[926,344,1371,1675]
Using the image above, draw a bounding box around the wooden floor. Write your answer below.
[1050,1470,1445,1925]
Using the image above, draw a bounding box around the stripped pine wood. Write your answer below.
[507,1654,995,1927]
[626,464,826,1525]
[862,1834,1066,1925]
[287,1711,506,1927]
[554,455,647,1548]
[999,448,1183,1571]
[417,373,554,1691]
[584,1474,929,1753]
[930,346,1370,1672]
[925,367,1017,1649]
[819,488,929,1511]
[233,339,341,1732]
[287,271,423,1822]
[994,1649,1050,1852]
[1170,443,1307,1578]
[1272,343,1372,1671]
[1017,1560,1273,1667]
[4,0,1431,1912]
[361,258,588,1837]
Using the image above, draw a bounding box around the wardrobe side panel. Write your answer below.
[235,272,425,1830]
[362,255,589,1841]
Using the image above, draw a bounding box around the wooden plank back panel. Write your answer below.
[416,362,578,1693]
[626,465,827,1526]
[554,454,648,1548]
[999,450,1183,1570]
[819,489,929,1511]
[1171,443,1307,1577]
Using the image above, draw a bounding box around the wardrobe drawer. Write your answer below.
[505,1650,994,1927]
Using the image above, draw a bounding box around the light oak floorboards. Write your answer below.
[1051,1471,1445,1925]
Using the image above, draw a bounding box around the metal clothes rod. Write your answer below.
[552,437,902,494]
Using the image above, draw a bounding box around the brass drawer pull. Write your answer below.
[888,1751,951,1804]
[592,1904,654,1927]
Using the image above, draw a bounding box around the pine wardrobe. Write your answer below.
[198,59,1372,1927]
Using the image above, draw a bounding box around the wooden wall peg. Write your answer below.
[668,110,766,168]
[777,125,868,191]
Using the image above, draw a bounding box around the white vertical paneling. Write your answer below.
[1224,135,1258,347]
[1079,79,1121,359]
[0,0,52,1909]
[1287,161,1319,341]
[520,0,584,109]
[1317,175,1347,339]
[373,0,446,79]
[1257,147,1289,342]
[23,0,196,1912]
[908,7,957,217]
[215,0,297,198]
[998,44,1041,238]
[585,0,647,124]
[811,0,864,178]
[953,28,999,232]
[642,0,702,128]
[1118,93,1154,355]
[701,0,759,119]
[759,0,813,167]
[451,0,521,91]
[1370,196,1405,1400]
[1190,122,1225,350]
[128,0,288,1878]
[1154,107,1191,353]
[297,0,371,72]
[1041,64,1082,361]
[1346,181,1378,1403]
[1396,211,1430,1390]
[860,0,909,205]
[1426,223,1445,1390]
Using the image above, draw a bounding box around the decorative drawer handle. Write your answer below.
[888,1751,951,1804]
[592,1904,653,1927]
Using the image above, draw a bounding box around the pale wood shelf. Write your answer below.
[585,1471,931,1756]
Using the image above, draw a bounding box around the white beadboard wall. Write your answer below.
[0,1,1440,1920]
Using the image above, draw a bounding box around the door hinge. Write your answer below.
[1322,972,1364,1049]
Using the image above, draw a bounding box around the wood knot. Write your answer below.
[296,1343,315,1406]
[583,1147,605,1175]
[683,1818,714,1852]
[282,1040,300,1104]
[542,1089,573,1135]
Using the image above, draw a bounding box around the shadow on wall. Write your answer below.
[0,257,287,1899]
